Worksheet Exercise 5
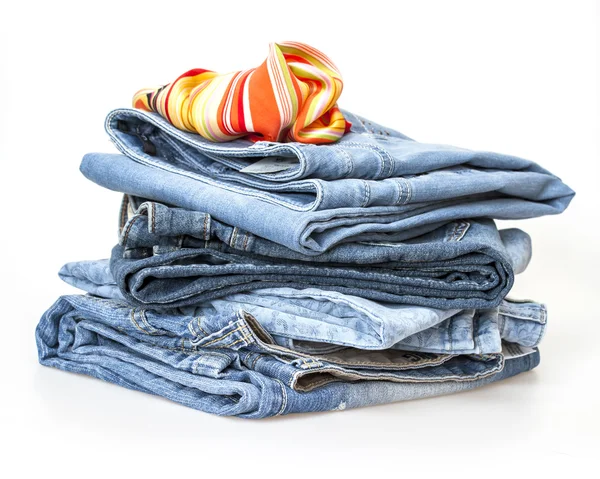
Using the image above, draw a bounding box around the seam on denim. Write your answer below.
[187,321,197,338]
[106,110,317,213]
[282,143,306,179]
[225,333,252,349]
[138,310,163,335]
[202,214,209,240]
[137,202,149,216]
[150,202,156,233]
[331,145,354,177]
[196,317,209,337]
[298,360,323,370]
[393,178,403,205]
[341,142,393,179]
[405,178,412,204]
[110,320,200,355]
[304,378,338,390]
[534,307,548,346]
[360,180,371,208]
[499,303,545,322]
[296,374,339,390]
[312,179,324,211]
[230,227,239,248]
[120,214,144,246]
[130,309,149,335]
[317,355,448,369]
[296,358,504,390]
[242,233,250,250]
[274,379,287,416]
[200,325,244,347]
[397,177,411,205]
[343,146,356,177]
[500,310,542,321]
[250,354,264,370]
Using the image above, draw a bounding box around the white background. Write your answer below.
[1,0,598,475]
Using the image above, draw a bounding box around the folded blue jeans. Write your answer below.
[61,259,546,356]
[36,294,540,418]
[104,198,531,310]
[79,108,574,254]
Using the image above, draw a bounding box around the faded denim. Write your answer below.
[36,294,540,418]
[60,259,546,356]
[78,108,574,254]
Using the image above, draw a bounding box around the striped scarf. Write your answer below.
[132,41,351,144]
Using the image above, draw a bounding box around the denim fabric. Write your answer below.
[117,195,532,273]
[36,294,540,418]
[102,199,531,310]
[60,259,546,355]
[78,108,573,254]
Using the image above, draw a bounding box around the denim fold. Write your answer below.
[103,198,531,310]
[78,108,574,255]
[36,294,540,418]
[60,258,547,356]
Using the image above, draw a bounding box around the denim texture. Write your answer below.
[60,258,546,355]
[103,198,531,310]
[36,294,540,418]
[36,106,566,418]
[78,108,574,254]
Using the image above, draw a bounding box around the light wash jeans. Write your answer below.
[36,294,539,418]
[104,197,531,310]
[79,108,574,254]
[60,258,546,356]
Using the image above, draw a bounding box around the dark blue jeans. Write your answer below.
[109,198,531,310]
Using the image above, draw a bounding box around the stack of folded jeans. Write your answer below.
[36,46,574,417]
[36,107,574,418]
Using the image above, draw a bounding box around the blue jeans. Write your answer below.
[103,197,531,310]
[79,108,574,254]
[36,294,540,418]
[60,258,546,356]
